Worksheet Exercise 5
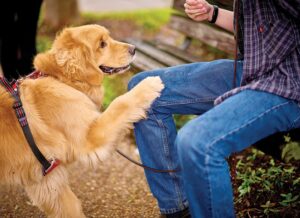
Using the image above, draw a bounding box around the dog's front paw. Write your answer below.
[131,76,164,107]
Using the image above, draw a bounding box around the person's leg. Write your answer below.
[128,59,243,214]
[176,90,300,218]
[17,0,43,75]
[0,0,19,80]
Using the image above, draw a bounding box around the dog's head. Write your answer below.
[34,24,135,86]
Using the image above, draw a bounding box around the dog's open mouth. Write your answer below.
[99,65,130,75]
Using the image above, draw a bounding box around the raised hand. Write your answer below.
[184,0,213,22]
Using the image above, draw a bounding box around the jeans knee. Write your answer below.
[127,71,150,91]
[176,119,227,169]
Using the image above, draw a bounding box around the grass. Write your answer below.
[81,8,173,32]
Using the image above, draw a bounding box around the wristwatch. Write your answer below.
[208,5,219,24]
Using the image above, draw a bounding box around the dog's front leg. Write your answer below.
[84,76,164,156]
[25,169,85,218]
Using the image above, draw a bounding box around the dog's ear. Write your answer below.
[34,52,58,74]
[53,28,103,86]
[54,48,84,81]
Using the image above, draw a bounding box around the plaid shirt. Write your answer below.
[215,0,300,105]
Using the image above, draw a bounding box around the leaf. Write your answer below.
[293,177,300,186]
[281,141,300,162]
[261,201,276,208]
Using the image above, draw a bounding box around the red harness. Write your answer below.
[11,70,45,90]
[0,71,60,176]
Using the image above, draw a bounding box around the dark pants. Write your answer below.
[0,0,43,81]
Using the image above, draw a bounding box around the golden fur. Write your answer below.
[0,24,164,218]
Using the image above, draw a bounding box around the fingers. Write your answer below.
[184,0,210,21]
[185,0,199,6]
[185,7,207,14]
[184,0,208,15]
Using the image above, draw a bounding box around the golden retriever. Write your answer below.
[0,24,164,218]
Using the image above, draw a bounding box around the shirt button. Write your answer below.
[259,25,264,33]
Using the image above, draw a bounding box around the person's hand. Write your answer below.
[184,0,213,22]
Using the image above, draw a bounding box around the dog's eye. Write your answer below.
[100,41,107,48]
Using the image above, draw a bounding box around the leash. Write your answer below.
[116,149,180,173]
[0,72,60,176]
[233,0,240,89]
[230,0,240,193]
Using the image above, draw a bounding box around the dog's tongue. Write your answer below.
[99,65,130,74]
[99,65,114,74]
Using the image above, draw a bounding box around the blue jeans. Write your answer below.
[127,60,300,217]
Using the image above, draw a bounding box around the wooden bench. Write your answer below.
[127,0,234,71]
[127,0,300,161]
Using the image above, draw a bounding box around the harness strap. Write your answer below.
[0,76,59,176]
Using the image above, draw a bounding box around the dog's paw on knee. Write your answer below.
[134,76,164,102]
[141,76,164,93]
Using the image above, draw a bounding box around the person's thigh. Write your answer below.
[177,89,300,160]
[176,90,300,217]
[129,59,243,115]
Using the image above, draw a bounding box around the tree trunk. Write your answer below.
[43,0,80,30]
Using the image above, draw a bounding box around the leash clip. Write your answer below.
[43,158,60,176]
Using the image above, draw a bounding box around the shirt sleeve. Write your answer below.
[274,0,300,19]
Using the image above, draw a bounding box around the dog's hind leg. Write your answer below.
[25,168,85,218]
[84,76,164,158]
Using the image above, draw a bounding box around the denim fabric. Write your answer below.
[127,59,300,217]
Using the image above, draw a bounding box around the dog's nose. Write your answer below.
[129,46,136,56]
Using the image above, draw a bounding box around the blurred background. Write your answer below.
[78,0,172,12]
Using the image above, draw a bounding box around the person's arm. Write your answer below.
[184,0,234,32]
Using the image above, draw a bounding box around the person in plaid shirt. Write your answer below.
[128,0,300,217]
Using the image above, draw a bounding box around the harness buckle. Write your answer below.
[43,158,61,176]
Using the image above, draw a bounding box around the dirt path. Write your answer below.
[0,138,160,218]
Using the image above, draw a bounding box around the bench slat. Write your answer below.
[169,16,235,54]
[132,50,167,71]
[128,39,187,67]
[154,42,202,63]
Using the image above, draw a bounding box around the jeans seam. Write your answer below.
[154,97,216,107]
[205,101,292,157]
[290,114,300,129]
[160,200,189,214]
[204,156,213,217]
[151,110,185,211]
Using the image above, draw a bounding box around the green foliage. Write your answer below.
[82,8,173,32]
[36,35,53,53]
[282,135,300,162]
[102,72,135,109]
[234,148,300,217]
[173,114,197,129]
